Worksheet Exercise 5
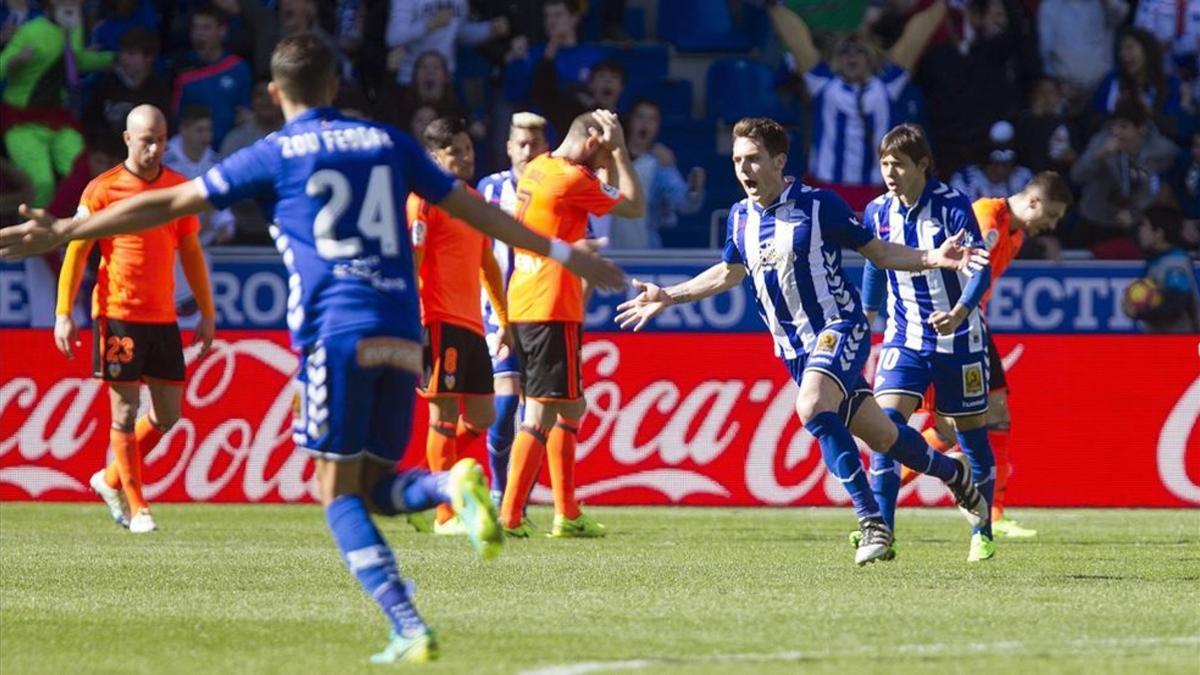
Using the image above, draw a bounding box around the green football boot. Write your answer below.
[448,459,502,560]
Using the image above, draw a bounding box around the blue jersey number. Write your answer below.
[306,165,400,259]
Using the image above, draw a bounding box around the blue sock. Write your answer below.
[369,469,451,516]
[805,411,880,521]
[869,453,901,530]
[956,426,995,539]
[487,394,519,494]
[325,495,427,638]
[881,408,958,483]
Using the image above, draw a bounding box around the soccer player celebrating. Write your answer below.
[0,34,624,663]
[476,112,550,506]
[500,109,645,538]
[407,117,512,534]
[897,173,1073,539]
[55,105,215,534]
[615,118,989,566]
[860,123,1002,562]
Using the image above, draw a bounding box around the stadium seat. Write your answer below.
[657,0,751,53]
[705,58,798,123]
[625,7,646,41]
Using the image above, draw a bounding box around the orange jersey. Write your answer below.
[407,190,491,333]
[507,154,621,322]
[79,164,200,322]
[973,197,1024,310]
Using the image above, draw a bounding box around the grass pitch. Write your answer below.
[1,504,1197,674]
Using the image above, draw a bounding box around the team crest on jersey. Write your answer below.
[601,182,620,199]
[107,362,121,378]
[984,229,1000,250]
[813,330,842,356]
[411,219,427,247]
[962,362,985,398]
[758,240,786,270]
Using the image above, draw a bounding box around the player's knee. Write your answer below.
[957,413,988,431]
[794,391,830,424]
[881,407,907,428]
[151,411,180,431]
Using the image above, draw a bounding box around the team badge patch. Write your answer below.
[962,362,985,398]
[813,331,842,356]
[107,363,121,378]
[985,229,1000,250]
[601,182,620,199]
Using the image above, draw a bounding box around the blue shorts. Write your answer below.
[293,332,420,462]
[784,320,873,422]
[873,344,990,417]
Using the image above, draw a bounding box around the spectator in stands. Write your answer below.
[408,103,439,139]
[1015,76,1080,175]
[86,27,169,144]
[1163,132,1200,250]
[88,0,158,52]
[172,6,251,150]
[1037,0,1128,105]
[385,0,508,87]
[1124,206,1200,332]
[1133,0,1200,70]
[603,99,705,249]
[242,0,333,80]
[164,105,235,245]
[1092,27,1187,137]
[917,0,1035,180]
[766,0,948,211]
[1071,95,1178,258]
[533,58,624,140]
[1,0,113,208]
[217,81,281,244]
[950,120,1034,201]
[1,0,41,46]
[389,50,465,133]
[502,0,603,105]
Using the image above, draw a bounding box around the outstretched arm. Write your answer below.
[438,184,625,291]
[857,231,988,273]
[888,0,947,71]
[1,182,212,259]
[615,262,746,331]
[767,3,821,74]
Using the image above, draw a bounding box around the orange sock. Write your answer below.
[456,418,484,456]
[500,425,547,528]
[426,420,458,524]
[989,428,1011,522]
[104,416,167,489]
[547,416,581,520]
[110,428,147,512]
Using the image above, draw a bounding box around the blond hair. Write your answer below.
[511,112,547,131]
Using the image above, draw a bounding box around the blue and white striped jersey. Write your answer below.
[722,180,874,359]
[862,179,987,355]
[802,60,910,187]
[476,170,518,334]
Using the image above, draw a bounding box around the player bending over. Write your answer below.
[0,34,623,664]
[56,105,215,533]
[615,117,988,566]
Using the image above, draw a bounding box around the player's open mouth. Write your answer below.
[743,179,758,190]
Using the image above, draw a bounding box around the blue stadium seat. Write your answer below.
[706,58,798,123]
[625,7,646,41]
[658,0,751,53]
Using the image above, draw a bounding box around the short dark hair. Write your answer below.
[179,104,212,127]
[879,123,934,177]
[270,33,337,106]
[190,5,228,26]
[1143,206,1186,246]
[422,117,469,150]
[1025,171,1074,208]
[1111,94,1150,127]
[732,117,789,158]
[591,59,625,81]
[118,26,158,56]
[545,0,581,15]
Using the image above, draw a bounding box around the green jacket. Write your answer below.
[0,17,114,109]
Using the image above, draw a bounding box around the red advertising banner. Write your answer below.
[2,329,1197,507]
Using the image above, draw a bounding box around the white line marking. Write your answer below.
[520,635,1200,675]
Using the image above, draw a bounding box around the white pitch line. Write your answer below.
[520,635,1200,675]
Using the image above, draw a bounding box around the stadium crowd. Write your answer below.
[3,0,1200,264]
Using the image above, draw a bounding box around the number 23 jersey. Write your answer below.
[195,107,456,348]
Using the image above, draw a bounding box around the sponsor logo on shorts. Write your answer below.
[813,331,842,357]
[962,362,985,398]
[356,337,421,375]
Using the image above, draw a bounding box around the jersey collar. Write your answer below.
[753,176,797,215]
[286,106,342,127]
[896,177,938,223]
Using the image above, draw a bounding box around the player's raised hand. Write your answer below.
[931,230,990,275]
[593,109,626,152]
[194,314,216,360]
[53,314,79,359]
[565,240,624,292]
[0,205,67,260]
[615,279,671,331]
